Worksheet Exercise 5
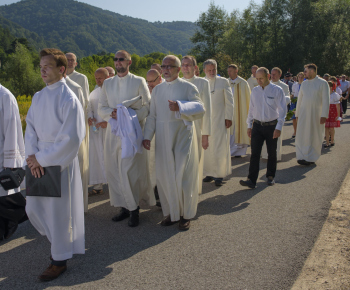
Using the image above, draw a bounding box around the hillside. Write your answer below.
[0,0,197,57]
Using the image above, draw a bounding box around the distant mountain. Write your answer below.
[0,0,197,57]
[0,15,47,51]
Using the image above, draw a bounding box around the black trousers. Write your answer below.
[0,192,28,238]
[248,123,278,184]
[342,93,348,114]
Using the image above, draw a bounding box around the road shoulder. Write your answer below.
[292,168,350,289]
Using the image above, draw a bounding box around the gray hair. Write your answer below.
[163,55,181,67]
[203,59,217,70]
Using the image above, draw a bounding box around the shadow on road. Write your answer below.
[0,189,178,288]
[195,185,264,219]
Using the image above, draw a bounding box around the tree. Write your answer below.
[2,42,43,96]
[190,2,228,62]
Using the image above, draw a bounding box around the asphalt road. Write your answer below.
[1,115,350,290]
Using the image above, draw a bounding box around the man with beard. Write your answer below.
[98,50,154,227]
[202,59,234,186]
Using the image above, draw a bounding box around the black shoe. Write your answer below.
[4,222,18,239]
[234,155,242,158]
[267,176,275,186]
[331,143,335,146]
[112,208,130,222]
[156,201,161,207]
[297,159,314,166]
[215,179,223,186]
[128,207,140,227]
[203,176,214,182]
[239,179,256,189]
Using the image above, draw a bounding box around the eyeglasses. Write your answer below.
[146,76,159,84]
[160,65,178,70]
[181,64,193,68]
[113,57,129,62]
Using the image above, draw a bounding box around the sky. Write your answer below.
[0,0,263,22]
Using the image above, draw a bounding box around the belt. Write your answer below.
[253,119,278,126]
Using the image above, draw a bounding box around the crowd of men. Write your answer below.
[0,47,341,281]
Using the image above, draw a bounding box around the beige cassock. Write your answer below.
[183,76,212,194]
[67,71,90,212]
[98,72,154,211]
[144,78,204,221]
[87,87,107,186]
[261,80,290,161]
[247,75,259,91]
[295,76,330,162]
[229,76,251,156]
[203,76,234,178]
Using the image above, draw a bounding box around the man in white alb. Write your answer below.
[181,55,212,194]
[25,48,85,281]
[0,84,26,241]
[202,59,234,186]
[227,64,251,158]
[146,69,163,93]
[261,67,290,161]
[247,65,259,91]
[98,50,153,227]
[295,64,330,165]
[87,68,109,195]
[66,52,90,211]
[143,55,204,230]
[240,67,287,188]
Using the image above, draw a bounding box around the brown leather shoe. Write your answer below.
[39,264,67,282]
[179,217,190,231]
[160,215,178,226]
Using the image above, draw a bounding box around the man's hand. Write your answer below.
[320,117,327,124]
[225,119,232,128]
[88,117,96,126]
[27,154,42,170]
[31,167,44,178]
[273,129,281,139]
[111,109,117,120]
[168,100,179,111]
[247,128,252,138]
[202,135,209,150]
[96,121,108,129]
[142,140,151,150]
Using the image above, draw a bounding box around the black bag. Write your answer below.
[0,168,25,190]
[25,166,61,197]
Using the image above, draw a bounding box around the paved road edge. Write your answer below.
[291,168,350,289]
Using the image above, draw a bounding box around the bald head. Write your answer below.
[105,66,115,77]
[95,68,109,87]
[66,52,78,75]
[146,69,162,93]
[151,63,162,74]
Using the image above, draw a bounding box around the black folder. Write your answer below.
[25,166,61,197]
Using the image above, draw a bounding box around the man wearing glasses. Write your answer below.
[98,50,154,227]
[143,55,204,231]
[181,55,212,194]
[146,69,163,93]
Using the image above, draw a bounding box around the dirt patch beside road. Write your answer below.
[292,169,350,289]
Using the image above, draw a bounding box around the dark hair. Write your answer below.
[40,48,67,73]
[304,63,317,73]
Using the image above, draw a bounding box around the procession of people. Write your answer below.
[1,47,345,282]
